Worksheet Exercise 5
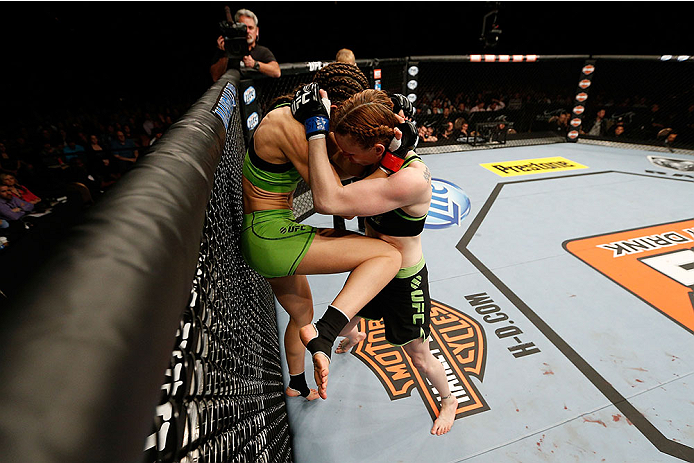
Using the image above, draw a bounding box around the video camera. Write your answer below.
[219,20,248,64]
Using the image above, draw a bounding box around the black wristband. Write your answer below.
[253,60,260,70]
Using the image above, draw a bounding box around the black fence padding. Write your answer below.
[0,69,283,463]
[154,70,291,462]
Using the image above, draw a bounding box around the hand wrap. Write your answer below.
[380,121,419,175]
[291,83,331,140]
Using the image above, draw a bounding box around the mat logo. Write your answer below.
[481,156,588,177]
[425,179,471,230]
[564,219,694,333]
[647,155,694,173]
[352,300,490,422]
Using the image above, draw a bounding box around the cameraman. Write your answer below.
[210,8,281,81]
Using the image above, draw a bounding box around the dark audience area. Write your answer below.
[0,102,188,300]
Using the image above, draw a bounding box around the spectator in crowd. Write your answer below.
[0,142,22,176]
[62,139,85,163]
[85,135,119,189]
[418,124,438,143]
[87,134,106,155]
[440,121,457,140]
[149,127,164,146]
[425,126,438,142]
[459,121,472,138]
[583,108,608,136]
[39,142,64,170]
[336,48,356,65]
[548,110,570,133]
[110,130,138,173]
[488,98,506,111]
[84,134,120,190]
[142,113,154,137]
[612,123,627,139]
[210,8,281,81]
[0,143,14,172]
[0,173,41,206]
[0,184,34,221]
[657,127,679,149]
[647,103,666,138]
[469,100,488,113]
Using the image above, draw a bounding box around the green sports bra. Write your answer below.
[242,104,302,193]
[242,141,302,193]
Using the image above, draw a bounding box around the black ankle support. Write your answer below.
[288,373,311,398]
[306,305,350,362]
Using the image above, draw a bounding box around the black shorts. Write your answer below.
[358,261,431,346]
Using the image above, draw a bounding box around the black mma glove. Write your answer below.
[291,83,331,140]
[390,93,416,120]
[380,121,419,175]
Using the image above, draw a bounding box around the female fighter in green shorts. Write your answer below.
[241,63,401,402]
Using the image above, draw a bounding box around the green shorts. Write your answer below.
[241,209,317,278]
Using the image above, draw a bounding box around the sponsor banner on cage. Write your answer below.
[480,157,588,177]
[211,82,237,131]
[351,299,490,421]
[564,219,694,333]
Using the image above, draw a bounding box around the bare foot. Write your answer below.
[312,353,330,400]
[285,386,320,401]
[299,324,330,400]
[335,331,366,354]
[431,396,457,435]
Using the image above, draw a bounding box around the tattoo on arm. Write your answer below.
[423,166,431,183]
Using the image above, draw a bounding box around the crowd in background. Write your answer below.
[410,86,694,148]
[0,103,189,248]
[2,70,694,250]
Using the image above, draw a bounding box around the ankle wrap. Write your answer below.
[288,373,311,398]
[306,305,350,363]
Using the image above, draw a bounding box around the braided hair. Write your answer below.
[332,89,399,149]
[270,62,369,109]
[312,62,369,107]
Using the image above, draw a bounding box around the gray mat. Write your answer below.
[277,142,694,463]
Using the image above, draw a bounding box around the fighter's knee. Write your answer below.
[290,310,314,327]
[409,355,428,373]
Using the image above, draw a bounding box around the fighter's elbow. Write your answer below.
[312,198,331,215]
[312,196,338,215]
